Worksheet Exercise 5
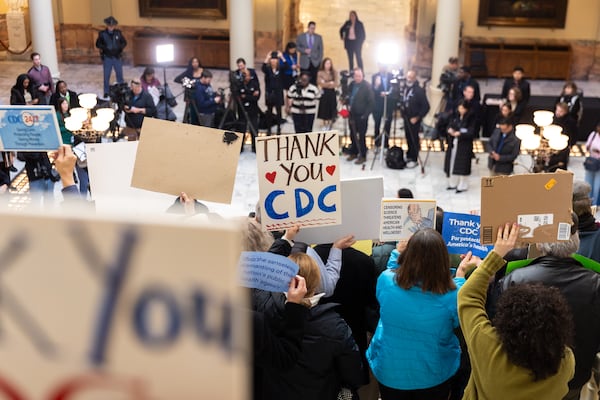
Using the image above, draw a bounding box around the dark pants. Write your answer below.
[265,103,282,135]
[292,113,315,133]
[374,102,393,148]
[404,116,421,162]
[378,378,452,400]
[345,40,363,70]
[302,64,319,85]
[102,56,124,96]
[349,113,368,158]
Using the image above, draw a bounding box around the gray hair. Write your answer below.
[242,219,273,252]
[535,233,580,258]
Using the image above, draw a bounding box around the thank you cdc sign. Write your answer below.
[0,211,247,399]
[256,131,341,231]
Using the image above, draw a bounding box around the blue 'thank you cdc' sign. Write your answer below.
[442,212,492,258]
[0,106,62,151]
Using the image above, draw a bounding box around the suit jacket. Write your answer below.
[487,129,520,174]
[348,80,374,117]
[296,32,323,69]
[402,83,430,120]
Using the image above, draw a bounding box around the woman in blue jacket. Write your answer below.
[367,228,466,399]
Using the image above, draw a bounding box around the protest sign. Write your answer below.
[480,171,573,244]
[295,177,383,243]
[380,199,437,241]
[239,252,299,292]
[442,212,492,258]
[131,118,241,203]
[0,106,62,151]
[0,211,247,399]
[256,131,341,231]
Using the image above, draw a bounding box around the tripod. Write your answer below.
[370,91,392,170]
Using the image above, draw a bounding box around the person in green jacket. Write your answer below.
[457,223,575,399]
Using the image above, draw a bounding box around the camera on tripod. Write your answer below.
[339,70,354,103]
[181,76,198,102]
[229,71,244,96]
[438,71,457,94]
[109,82,132,111]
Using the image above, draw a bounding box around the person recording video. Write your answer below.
[192,70,222,128]
[286,72,320,134]
[124,79,156,139]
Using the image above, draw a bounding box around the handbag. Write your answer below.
[584,156,600,172]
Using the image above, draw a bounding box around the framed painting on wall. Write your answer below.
[478,0,568,28]
[138,0,227,19]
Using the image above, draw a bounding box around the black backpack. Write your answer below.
[385,146,406,169]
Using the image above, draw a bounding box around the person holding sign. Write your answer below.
[458,223,575,399]
[367,228,467,399]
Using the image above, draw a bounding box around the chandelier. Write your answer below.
[64,94,115,142]
[515,110,570,173]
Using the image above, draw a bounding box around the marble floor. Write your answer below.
[0,60,594,216]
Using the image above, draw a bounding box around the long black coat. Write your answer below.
[444,111,476,176]
[262,62,288,107]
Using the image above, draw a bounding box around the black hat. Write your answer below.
[270,51,278,59]
[104,16,118,26]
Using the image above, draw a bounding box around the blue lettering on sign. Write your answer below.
[318,184,336,213]
[295,188,314,218]
[264,190,289,219]
[133,287,182,346]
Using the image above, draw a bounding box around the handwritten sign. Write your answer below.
[442,212,492,258]
[380,199,436,241]
[256,131,341,231]
[0,210,247,399]
[239,252,299,292]
[0,105,62,151]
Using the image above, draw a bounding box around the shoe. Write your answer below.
[446,186,457,190]
[456,188,467,193]
[346,154,358,161]
[406,161,417,169]
[354,156,366,165]
[9,166,17,172]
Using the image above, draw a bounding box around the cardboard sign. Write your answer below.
[131,118,241,203]
[480,171,574,244]
[256,131,341,231]
[380,199,437,241]
[0,210,247,399]
[86,141,174,214]
[294,177,383,243]
[442,212,492,258]
[239,252,299,292]
[0,105,62,151]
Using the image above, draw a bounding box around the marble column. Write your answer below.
[29,0,60,78]
[425,0,460,122]
[230,0,254,68]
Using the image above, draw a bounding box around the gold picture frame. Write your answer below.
[138,0,227,19]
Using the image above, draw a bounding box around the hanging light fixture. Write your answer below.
[63,94,115,142]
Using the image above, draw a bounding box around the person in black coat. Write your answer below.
[444,101,477,193]
[487,117,521,175]
[96,16,127,96]
[346,68,374,165]
[49,80,80,110]
[262,51,288,135]
[501,66,531,105]
[314,245,379,389]
[401,70,430,168]
[339,10,366,71]
[124,79,157,134]
[556,81,582,123]
[10,73,40,105]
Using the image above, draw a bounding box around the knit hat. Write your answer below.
[572,180,592,216]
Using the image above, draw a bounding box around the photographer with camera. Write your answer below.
[262,51,288,135]
[448,66,480,111]
[238,69,261,152]
[401,70,430,169]
[345,68,374,165]
[286,72,320,133]
[124,79,157,140]
[192,70,222,128]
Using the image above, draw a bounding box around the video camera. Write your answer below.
[108,82,132,111]
[438,70,457,94]
[181,76,198,102]
[339,70,354,103]
[229,70,244,95]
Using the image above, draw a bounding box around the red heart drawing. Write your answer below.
[326,165,336,176]
[265,171,277,183]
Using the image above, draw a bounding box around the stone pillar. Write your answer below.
[29,0,60,78]
[230,0,254,68]
[425,0,460,123]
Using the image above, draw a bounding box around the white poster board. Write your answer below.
[86,141,175,214]
[295,177,383,243]
[380,199,437,241]
[256,131,341,231]
[0,210,247,399]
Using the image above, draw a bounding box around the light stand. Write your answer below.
[156,44,175,120]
